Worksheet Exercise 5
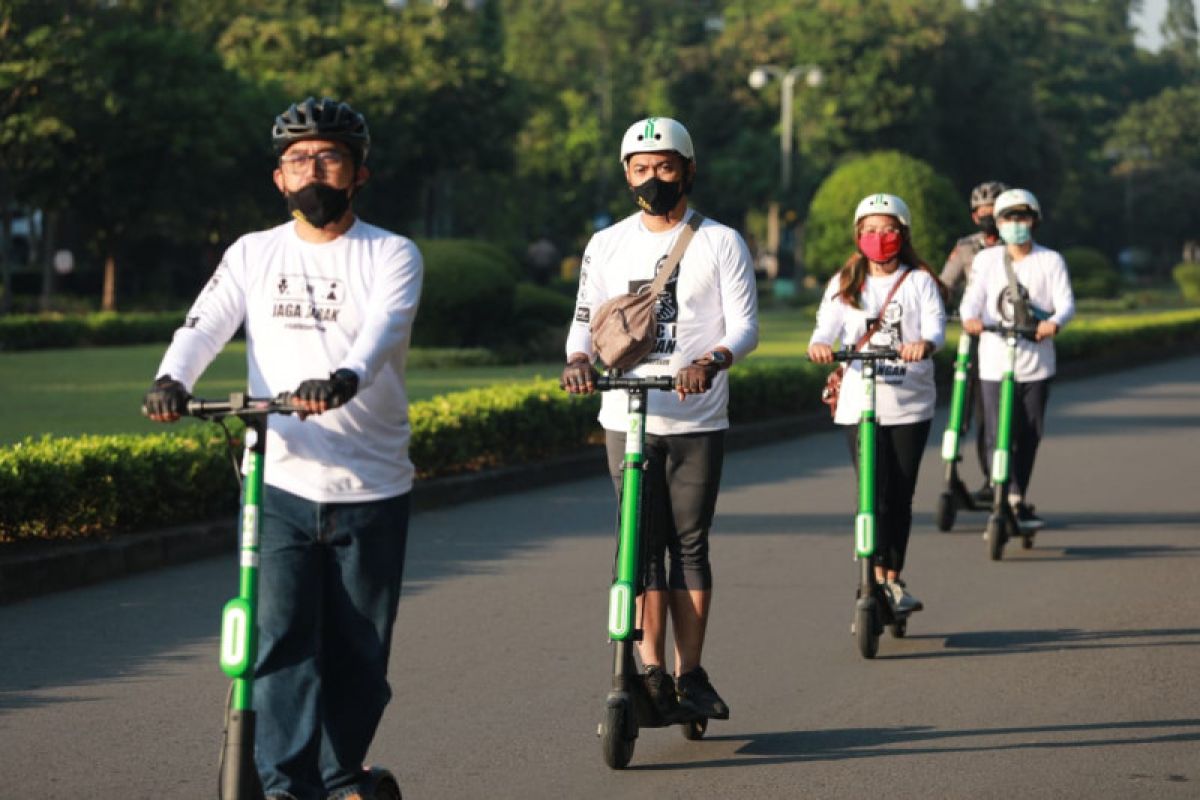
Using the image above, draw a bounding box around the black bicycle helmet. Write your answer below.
[969,180,1008,209]
[272,97,370,162]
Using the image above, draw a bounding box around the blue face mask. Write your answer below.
[999,220,1032,245]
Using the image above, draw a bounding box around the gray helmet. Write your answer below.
[272,97,370,162]
[969,181,1008,209]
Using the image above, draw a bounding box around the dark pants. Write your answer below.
[605,429,725,592]
[981,378,1052,498]
[253,485,410,800]
[845,420,932,573]
[964,360,990,483]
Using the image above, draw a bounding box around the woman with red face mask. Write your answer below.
[808,193,948,614]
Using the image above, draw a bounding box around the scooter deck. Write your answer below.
[629,672,710,728]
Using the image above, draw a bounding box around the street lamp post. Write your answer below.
[749,64,822,288]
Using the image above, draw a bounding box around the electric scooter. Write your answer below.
[829,349,913,660]
[168,392,402,800]
[981,322,1039,561]
[934,330,988,531]
[592,373,709,770]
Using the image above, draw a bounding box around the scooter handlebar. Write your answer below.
[184,392,299,420]
[595,375,676,391]
[982,323,1039,341]
[830,349,901,363]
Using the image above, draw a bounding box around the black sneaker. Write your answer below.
[973,484,994,504]
[1016,503,1045,531]
[642,665,682,721]
[676,666,730,720]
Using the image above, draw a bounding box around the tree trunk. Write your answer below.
[39,210,59,312]
[0,204,12,316]
[101,248,117,312]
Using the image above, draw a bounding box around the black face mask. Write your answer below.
[977,214,999,238]
[286,183,352,228]
[630,177,684,216]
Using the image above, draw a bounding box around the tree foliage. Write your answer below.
[805,150,964,280]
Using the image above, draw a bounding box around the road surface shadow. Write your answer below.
[882,626,1200,661]
[635,718,1200,770]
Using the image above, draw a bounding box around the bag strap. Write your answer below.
[852,266,911,351]
[1002,248,1032,328]
[646,211,705,297]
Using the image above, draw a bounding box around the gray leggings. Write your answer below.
[605,429,725,592]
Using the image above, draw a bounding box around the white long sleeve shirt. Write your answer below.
[810,267,946,426]
[157,218,424,503]
[566,209,759,435]
[959,243,1075,382]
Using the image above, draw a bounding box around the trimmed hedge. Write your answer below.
[1061,247,1121,299]
[1173,262,1200,304]
[0,311,186,352]
[2,309,1199,544]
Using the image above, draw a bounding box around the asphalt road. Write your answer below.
[2,356,1198,800]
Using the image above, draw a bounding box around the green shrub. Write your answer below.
[1173,262,1200,304]
[3,309,1199,545]
[1062,247,1121,299]
[0,310,186,352]
[411,239,518,348]
[0,426,239,543]
[805,151,965,282]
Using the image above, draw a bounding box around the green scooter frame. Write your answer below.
[830,349,909,660]
[591,374,707,770]
[981,323,1039,561]
[178,393,402,800]
[935,331,987,531]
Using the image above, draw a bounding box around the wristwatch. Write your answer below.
[700,350,728,369]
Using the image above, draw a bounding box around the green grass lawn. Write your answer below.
[0,309,814,444]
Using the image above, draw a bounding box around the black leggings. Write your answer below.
[605,430,725,592]
[980,378,1051,498]
[845,420,932,573]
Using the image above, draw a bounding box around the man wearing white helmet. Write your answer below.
[809,193,947,615]
[562,116,759,723]
[960,188,1075,531]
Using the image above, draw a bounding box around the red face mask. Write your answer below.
[858,231,903,263]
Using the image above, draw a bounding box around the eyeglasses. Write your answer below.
[860,225,902,236]
[279,149,349,173]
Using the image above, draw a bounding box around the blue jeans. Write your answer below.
[251,485,410,800]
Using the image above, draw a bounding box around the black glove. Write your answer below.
[294,368,359,410]
[560,357,598,394]
[142,374,190,419]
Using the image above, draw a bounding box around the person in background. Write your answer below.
[960,187,1075,533]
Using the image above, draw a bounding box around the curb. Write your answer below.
[0,344,1188,606]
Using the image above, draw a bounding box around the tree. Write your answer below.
[1161,0,1200,68]
[804,150,965,281]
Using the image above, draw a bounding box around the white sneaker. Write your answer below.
[884,580,923,614]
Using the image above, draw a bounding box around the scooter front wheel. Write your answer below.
[363,768,402,800]
[681,717,708,741]
[855,604,880,659]
[600,699,636,769]
[935,491,956,532]
[986,514,1006,561]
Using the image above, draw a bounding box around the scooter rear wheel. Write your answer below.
[936,491,956,532]
[681,717,708,741]
[855,605,879,659]
[600,699,636,769]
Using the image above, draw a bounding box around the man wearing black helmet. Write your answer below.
[143,97,423,800]
[941,180,1007,500]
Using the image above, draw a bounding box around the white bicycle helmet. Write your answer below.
[619,117,695,164]
[993,188,1042,220]
[853,193,912,229]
